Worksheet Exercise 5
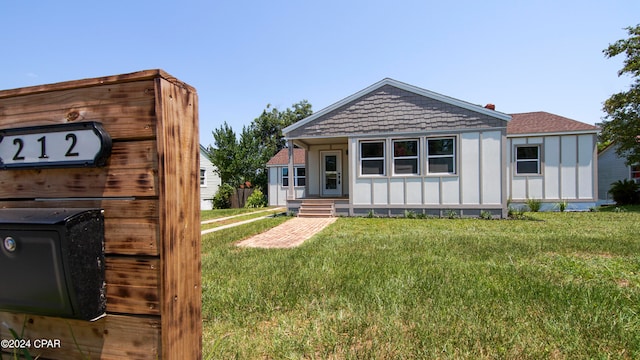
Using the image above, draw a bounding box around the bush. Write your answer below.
[525,198,542,212]
[212,183,235,209]
[245,189,267,208]
[608,179,640,205]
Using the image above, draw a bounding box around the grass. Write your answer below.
[201,210,640,359]
[201,208,286,231]
[201,207,281,221]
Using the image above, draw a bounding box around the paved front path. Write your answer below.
[236,217,337,248]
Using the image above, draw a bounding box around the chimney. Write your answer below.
[484,104,496,110]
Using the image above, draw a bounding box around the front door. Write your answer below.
[321,151,342,197]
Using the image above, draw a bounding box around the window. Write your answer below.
[427,137,456,174]
[295,167,306,186]
[515,145,540,174]
[200,168,207,186]
[360,141,385,175]
[393,139,419,175]
[282,167,306,187]
[631,165,640,184]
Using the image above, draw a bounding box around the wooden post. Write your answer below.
[0,70,201,359]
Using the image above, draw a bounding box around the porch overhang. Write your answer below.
[288,136,348,149]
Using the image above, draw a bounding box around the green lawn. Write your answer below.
[201,210,640,359]
[201,207,282,221]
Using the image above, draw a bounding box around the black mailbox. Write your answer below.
[0,208,106,321]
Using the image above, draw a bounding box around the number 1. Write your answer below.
[37,136,48,159]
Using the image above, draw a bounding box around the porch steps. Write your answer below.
[298,199,334,218]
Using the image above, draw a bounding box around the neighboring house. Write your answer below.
[506,112,599,211]
[200,145,221,210]
[271,78,599,217]
[598,143,640,202]
[267,147,307,206]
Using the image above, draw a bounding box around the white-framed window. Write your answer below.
[393,139,419,175]
[282,167,306,187]
[200,168,207,186]
[427,137,456,174]
[515,145,541,175]
[631,164,640,184]
[360,140,386,175]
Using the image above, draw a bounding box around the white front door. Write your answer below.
[321,151,342,197]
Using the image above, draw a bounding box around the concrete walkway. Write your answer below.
[201,207,285,235]
[236,217,337,248]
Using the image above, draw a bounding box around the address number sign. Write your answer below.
[0,122,112,169]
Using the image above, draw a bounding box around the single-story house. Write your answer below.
[200,145,221,210]
[597,143,640,203]
[271,78,599,217]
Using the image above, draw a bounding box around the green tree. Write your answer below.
[239,100,312,192]
[208,101,312,192]
[601,24,640,165]
[209,121,241,186]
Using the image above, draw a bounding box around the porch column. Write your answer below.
[287,140,295,200]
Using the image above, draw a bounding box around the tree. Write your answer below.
[207,101,313,192]
[600,24,640,165]
[237,100,312,192]
[209,121,241,186]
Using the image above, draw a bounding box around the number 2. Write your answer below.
[65,133,79,157]
[12,138,25,160]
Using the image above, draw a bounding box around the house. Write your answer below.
[506,112,599,211]
[267,147,306,206]
[274,78,599,217]
[200,145,221,210]
[597,143,640,202]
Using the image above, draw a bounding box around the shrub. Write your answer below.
[525,198,542,212]
[404,210,416,219]
[608,179,640,205]
[556,200,568,212]
[212,183,235,209]
[245,189,267,208]
[479,210,493,220]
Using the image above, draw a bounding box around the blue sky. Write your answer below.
[1,1,638,146]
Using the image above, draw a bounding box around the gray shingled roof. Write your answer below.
[284,79,510,139]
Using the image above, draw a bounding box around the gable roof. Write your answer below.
[283,78,511,139]
[266,148,306,166]
[507,112,599,136]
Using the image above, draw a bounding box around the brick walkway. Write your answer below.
[236,217,337,248]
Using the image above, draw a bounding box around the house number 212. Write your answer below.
[0,122,112,169]
[12,134,80,161]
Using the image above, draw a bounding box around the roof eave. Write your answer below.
[507,129,599,138]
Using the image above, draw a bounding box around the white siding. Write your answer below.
[561,136,577,199]
[461,133,480,204]
[578,135,594,199]
[389,178,404,205]
[508,134,597,204]
[406,178,423,205]
[441,177,460,204]
[598,144,631,201]
[424,178,440,204]
[268,167,280,206]
[354,178,372,205]
[544,137,560,199]
[482,131,502,204]
[373,179,388,205]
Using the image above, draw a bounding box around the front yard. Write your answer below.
[201,209,640,359]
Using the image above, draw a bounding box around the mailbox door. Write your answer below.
[0,229,74,317]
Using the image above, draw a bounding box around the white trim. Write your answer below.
[508,130,598,138]
[283,78,511,134]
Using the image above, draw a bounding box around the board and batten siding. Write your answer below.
[268,166,305,206]
[350,130,504,207]
[508,134,597,202]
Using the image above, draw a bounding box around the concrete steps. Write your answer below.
[298,199,334,218]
